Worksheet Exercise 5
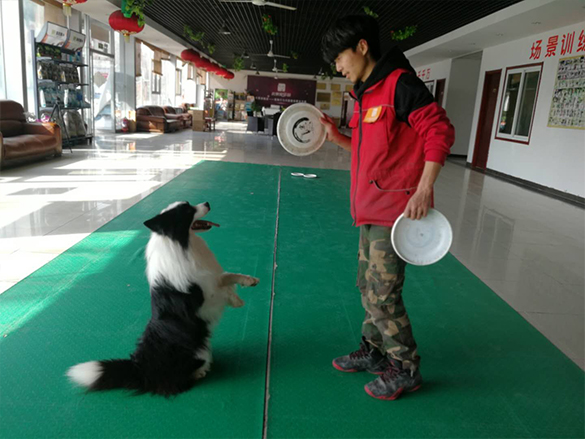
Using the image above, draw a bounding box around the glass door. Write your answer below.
[88,18,115,134]
[92,52,114,133]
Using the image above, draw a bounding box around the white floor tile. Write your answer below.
[0,124,583,370]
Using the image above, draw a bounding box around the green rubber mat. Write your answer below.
[267,167,585,438]
[2,162,584,438]
[0,161,279,438]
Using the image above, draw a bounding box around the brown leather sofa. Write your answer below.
[136,106,181,133]
[163,106,192,129]
[180,103,195,113]
[0,100,62,169]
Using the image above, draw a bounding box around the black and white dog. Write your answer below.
[67,201,259,396]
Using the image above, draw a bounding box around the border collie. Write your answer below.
[67,201,259,396]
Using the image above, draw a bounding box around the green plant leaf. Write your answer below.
[391,25,418,41]
[363,6,379,18]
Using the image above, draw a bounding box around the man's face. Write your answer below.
[334,40,368,84]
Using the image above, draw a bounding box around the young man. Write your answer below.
[320,15,454,400]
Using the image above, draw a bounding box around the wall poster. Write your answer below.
[548,54,585,129]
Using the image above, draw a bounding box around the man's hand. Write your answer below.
[404,186,433,220]
[319,114,340,142]
[319,114,352,151]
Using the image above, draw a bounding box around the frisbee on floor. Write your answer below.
[277,103,326,156]
[291,172,317,178]
[391,209,453,266]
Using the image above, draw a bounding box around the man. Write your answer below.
[320,15,454,400]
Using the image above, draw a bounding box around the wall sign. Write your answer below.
[247,76,316,107]
[417,68,431,80]
[530,29,585,60]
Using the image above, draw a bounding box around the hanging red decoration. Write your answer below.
[62,0,87,17]
[207,63,222,74]
[181,49,201,64]
[224,71,235,80]
[198,59,213,71]
[109,10,144,42]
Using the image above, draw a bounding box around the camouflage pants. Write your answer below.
[357,225,420,372]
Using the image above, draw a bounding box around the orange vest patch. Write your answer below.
[363,106,383,123]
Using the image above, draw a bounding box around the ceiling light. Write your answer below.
[250,62,257,70]
[219,21,231,35]
[242,50,249,59]
[496,33,504,36]
[532,21,541,25]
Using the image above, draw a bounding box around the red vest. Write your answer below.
[349,69,429,227]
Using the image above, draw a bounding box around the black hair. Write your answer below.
[321,15,381,64]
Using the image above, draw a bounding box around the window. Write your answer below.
[0,1,5,100]
[152,68,161,94]
[176,69,182,95]
[23,0,45,111]
[496,64,542,143]
[424,80,434,95]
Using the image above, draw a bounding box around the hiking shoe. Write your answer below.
[364,360,422,400]
[332,337,390,375]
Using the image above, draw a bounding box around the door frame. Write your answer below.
[435,79,446,107]
[472,69,502,169]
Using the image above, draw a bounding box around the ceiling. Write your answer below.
[141,0,525,75]
[406,0,585,66]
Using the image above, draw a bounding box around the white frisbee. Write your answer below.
[277,103,326,156]
[391,209,453,266]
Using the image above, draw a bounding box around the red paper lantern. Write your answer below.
[224,71,235,80]
[198,59,213,71]
[208,64,222,74]
[181,49,201,63]
[109,10,144,42]
[62,0,87,17]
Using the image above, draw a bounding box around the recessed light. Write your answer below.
[496,33,504,36]
[532,21,541,25]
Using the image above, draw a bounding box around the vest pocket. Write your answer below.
[369,165,423,194]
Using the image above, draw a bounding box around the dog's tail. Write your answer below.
[67,359,141,393]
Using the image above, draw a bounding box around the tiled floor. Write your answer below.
[0,122,583,369]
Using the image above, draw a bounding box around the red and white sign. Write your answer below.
[417,68,431,80]
[530,29,584,60]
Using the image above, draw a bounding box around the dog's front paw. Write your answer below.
[194,369,208,380]
[228,294,245,308]
[242,276,260,287]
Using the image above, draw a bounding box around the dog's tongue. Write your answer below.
[192,220,220,229]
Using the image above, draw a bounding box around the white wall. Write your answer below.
[468,21,585,197]
[209,70,352,118]
[411,58,452,107]
[445,52,483,155]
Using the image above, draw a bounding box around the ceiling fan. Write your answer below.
[251,40,290,59]
[271,59,283,73]
[218,0,296,11]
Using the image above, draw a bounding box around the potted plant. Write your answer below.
[121,0,154,27]
[250,100,263,117]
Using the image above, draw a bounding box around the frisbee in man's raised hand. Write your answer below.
[277,103,326,156]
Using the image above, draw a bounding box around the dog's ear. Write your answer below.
[144,214,164,233]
